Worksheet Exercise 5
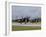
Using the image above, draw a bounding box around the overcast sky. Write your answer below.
[12,6,41,20]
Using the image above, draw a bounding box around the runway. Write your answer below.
[12,22,41,27]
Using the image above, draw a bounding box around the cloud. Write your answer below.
[12,6,41,20]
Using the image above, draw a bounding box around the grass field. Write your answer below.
[12,22,41,31]
[12,25,41,31]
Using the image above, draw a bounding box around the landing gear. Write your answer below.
[25,20,27,24]
[20,22,22,24]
